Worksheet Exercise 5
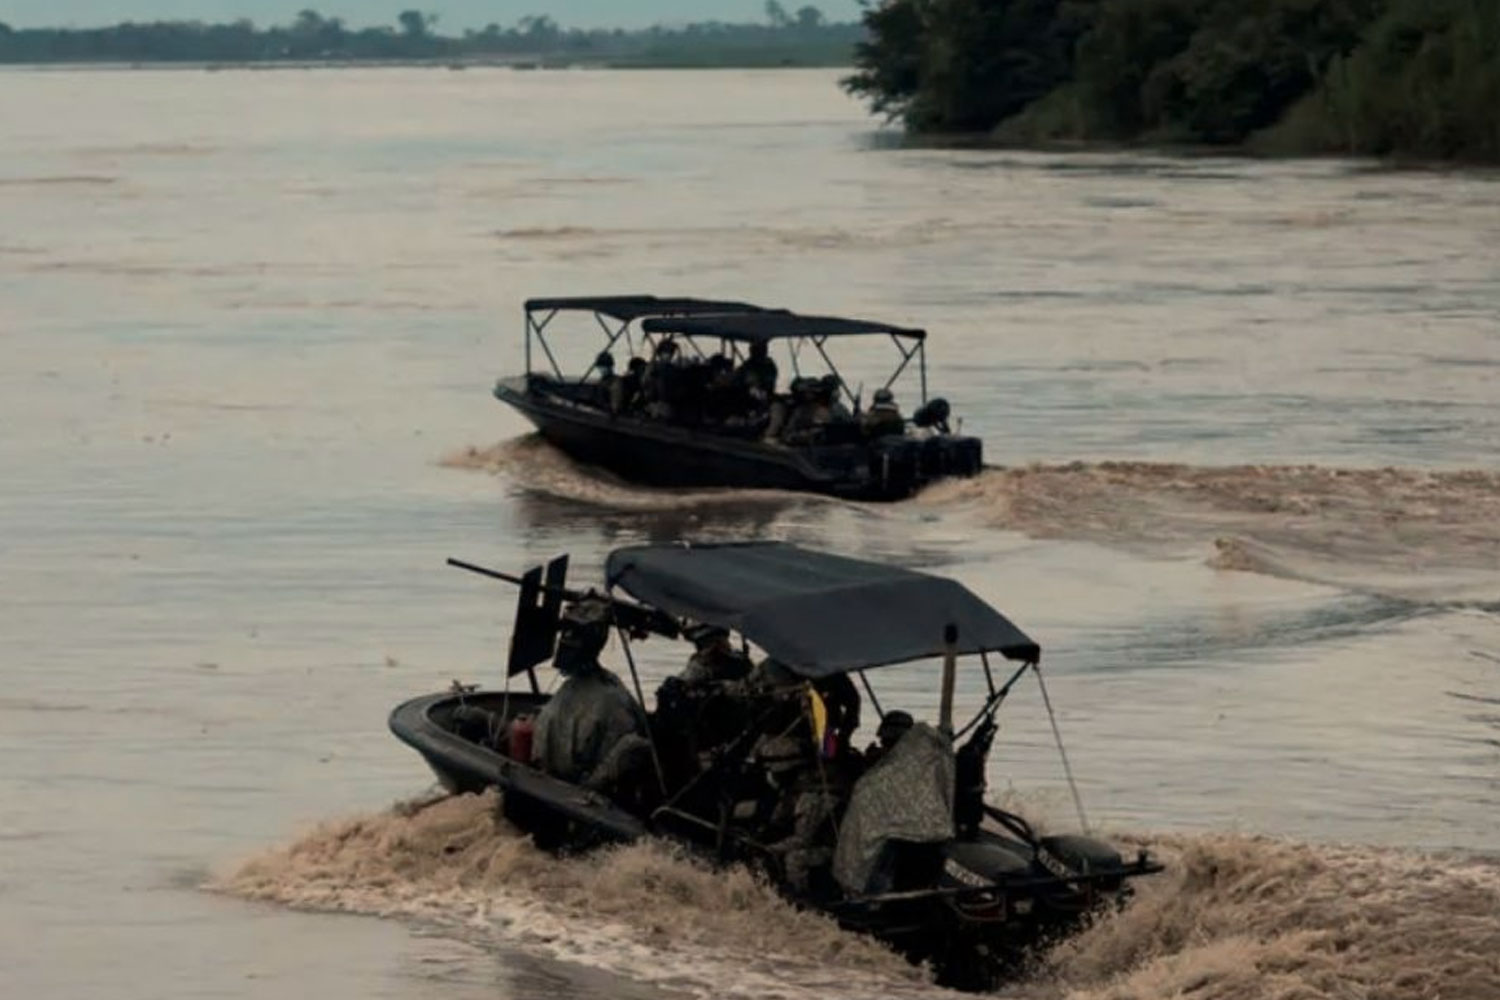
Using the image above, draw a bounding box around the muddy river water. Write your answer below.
[2,66,1498,999]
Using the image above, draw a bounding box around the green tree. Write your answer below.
[796,6,827,29]
[843,0,926,122]
[397,9,433,37]
[518,14,560,45]
[849,0,1091,132]
[1319,0,1500,158]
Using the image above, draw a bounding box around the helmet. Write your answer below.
[554,599,609,674]
[876,710,914,747]
[685,622,729,647]
[595,350,615,371]
[873,387,894,405]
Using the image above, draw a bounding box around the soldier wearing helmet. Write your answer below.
[679,622,752,685]
[531,599,651,797]
[861,386,905,439]
[734,340,778,401]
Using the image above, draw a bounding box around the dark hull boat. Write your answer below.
[492,296,984,501]
[390,543,1161,991]
[495,374,981,501]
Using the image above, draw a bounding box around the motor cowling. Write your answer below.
[941,840,1032,885]
[1039,834,1123,876]
[912,397,952,433]
[1034,834,1128,904]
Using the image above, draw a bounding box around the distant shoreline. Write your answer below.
[0,11,861,71]
[0,58,856,71]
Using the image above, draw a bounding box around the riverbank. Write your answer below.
[845,0,1500,164]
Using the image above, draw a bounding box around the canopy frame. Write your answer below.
[520,299,932,409]
[523,296,771,385]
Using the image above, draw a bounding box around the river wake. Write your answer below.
[440,437,822,513]
[923,462,1500,605]
[215,791,927,1000]
[445,440,1500,604]
[217,793,1500,1000]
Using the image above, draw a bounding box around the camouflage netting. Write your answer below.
[532,669,648,786]
[833,722,955,895]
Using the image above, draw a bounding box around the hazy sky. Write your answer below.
[1,1,866,29]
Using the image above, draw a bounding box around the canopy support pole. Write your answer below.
[980,650,997,698]
[524,307,532,374]
[881,336,921,398]
[955,657,1029,741]
[531,308,564,379]
[855,669,884,720]
[1034,662,1090,834]
[810,336,858,409]
[919,341,928,404]
[580,314,632,383]
[615,626,669,797]
[938,623,958,737]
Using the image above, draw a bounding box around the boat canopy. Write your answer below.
[524,296,774,322]
[604,542,1038,677]
[641,313,926,344]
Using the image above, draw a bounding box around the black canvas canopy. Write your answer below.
[604,542,1038,677]
[524,296,773,322]
[639,313,926,344]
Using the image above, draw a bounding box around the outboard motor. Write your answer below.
[912,397,952,434]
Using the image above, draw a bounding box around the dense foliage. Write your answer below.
[0,7,861,68]
[844,0,1500,160]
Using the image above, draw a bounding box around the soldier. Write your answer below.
[652,623,754,777]
[643,338,681,419]
[680,623,753,685]
[592,350,617,410]
[777,377,821,443]
[734,340,778,401]
[860,709,914,768]
[531,600,651,798]
[860,387,905,438]
[700,354,738,424]
[612,356,648,414]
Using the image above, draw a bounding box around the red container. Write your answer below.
[507,715,535,762]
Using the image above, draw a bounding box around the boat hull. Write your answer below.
[388,690,648,844]
[494,376,981,501]
[390,688,1157,991]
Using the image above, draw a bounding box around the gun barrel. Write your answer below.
[446,556,679,639]
[446,557,534,588]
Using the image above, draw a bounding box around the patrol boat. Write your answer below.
[491,296,984,501]
[388,542,1162,991]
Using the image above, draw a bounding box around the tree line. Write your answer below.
[844,0,1500,161]
[0,5,860,68]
